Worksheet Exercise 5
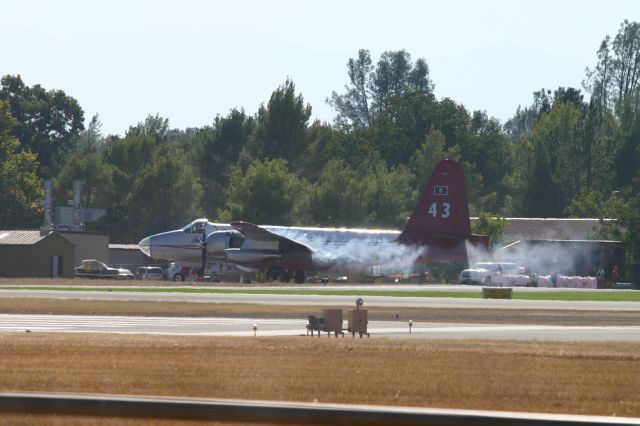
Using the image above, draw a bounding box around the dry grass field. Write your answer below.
[1,278,639,424]
[0,333,639,425]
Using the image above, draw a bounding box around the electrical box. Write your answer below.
[323,309,344,336]
[347,309,369,337]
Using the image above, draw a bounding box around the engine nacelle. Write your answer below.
[224,248,281,264]
[206,231,245,259]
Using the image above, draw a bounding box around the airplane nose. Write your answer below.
[138,236,152,257]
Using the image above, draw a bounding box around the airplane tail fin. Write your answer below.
[399,159,472,244]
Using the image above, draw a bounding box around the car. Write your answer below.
[136,266,164,280]
[75,259,135,280]
[459,262,527,286]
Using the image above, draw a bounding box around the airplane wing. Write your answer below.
[230,221,312,254]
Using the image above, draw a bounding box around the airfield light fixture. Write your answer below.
[253,323,257,336]
[409,320,413,333]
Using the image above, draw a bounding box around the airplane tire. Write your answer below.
[484,276,491,286]
[173,273,184,282]
[280,270,291,283]
[294,270,306,284]
[267,267,284,282]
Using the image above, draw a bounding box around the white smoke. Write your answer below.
[466,239,597,276]
[273,228,426,273]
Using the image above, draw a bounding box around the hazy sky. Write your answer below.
[2,0,639,136]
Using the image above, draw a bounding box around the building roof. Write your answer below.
[470,218,610,242]
[0,230,52,245]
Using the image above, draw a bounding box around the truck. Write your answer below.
[459,262,528,286]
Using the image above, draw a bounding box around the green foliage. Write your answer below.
[193,109,255,214]
[409,129,460,190]
[300,154,413,228]
[245,79,311,171]
[329,49,433,131]
[128,145,202,239]
[219,158,303,225]
[471,212,506,248]
[566,189,606,218]
[0,100,42,228]
[0,75,84,178]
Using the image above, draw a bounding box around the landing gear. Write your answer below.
[267,267,284,282]
[266,267,303,283]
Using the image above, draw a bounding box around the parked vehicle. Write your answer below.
[136,266,164,280]
[459,262,527,286]
[166,262,195,281]
[75,259,134,280]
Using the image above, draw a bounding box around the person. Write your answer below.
[596,267,605,288]
[612,266,621,284]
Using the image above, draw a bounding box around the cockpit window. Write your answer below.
[183,219,208,234]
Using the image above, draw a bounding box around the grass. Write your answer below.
[3,284,640,302]
[0,333,639,424]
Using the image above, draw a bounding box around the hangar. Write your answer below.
[0,230,75,278]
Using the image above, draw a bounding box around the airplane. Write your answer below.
[138,159,489,283]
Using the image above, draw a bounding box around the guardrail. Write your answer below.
[0,392,639,425]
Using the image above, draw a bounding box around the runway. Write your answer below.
[2,313,639,341]
[1,286,639,311]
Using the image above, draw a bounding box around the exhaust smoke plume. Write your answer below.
[275,228,426,272]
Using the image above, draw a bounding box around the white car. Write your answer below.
[459,262,527,286]
[136,266,164,280]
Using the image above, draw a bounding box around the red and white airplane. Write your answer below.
[138,159,488,283]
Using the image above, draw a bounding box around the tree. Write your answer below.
[127,145,202,240]
[127,113,170,145]
[512,102,584,217]
[328,49,374,129]
[298,121,342,181]
[0,100,42,228]
[372,91,438,167]
[472,212,506,248]
[584,20,640,112]
[584,37,614,114]
[0,75,84,177]
[219,158,303,225]
[565,188,606,218]
[409,129,460,190]
[329,49,434,130]
[54,114,112,208]
[504,88,553,139]
[302,154,413,228]
[611,20,640,107]
[104,132,155,185]
[55,152,112,208]
[245,80,311,171]
[193,109,255,214]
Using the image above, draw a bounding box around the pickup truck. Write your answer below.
[459,262,528,286]
[75,259,134,280]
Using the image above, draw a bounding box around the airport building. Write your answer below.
[0,230,75,278]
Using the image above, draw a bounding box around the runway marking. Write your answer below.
[0,314,639,339]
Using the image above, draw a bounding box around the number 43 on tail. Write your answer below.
[428,202,451,218]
